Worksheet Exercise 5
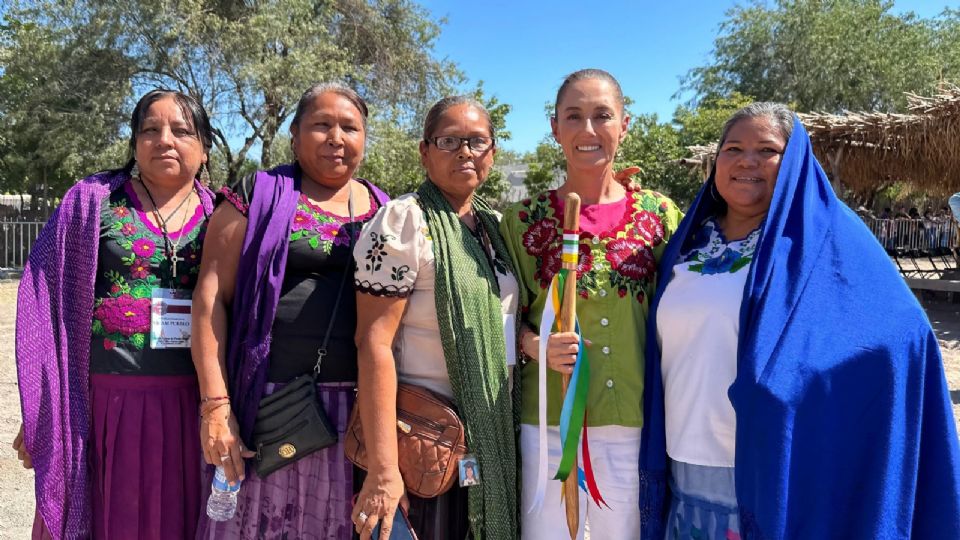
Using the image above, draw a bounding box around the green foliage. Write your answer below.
[618,114,701,207]
[682,0,952,112]
[358,82,513,202]
[1,0,460,195]
[523,138,564,196]
[672,92,756,148]
[0,2,135,200]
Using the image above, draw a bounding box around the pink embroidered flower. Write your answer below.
[130,258,150,279]
[103,338,116,350]
[632,210,665,246]
[120,222,137,236]
[131,237,156,258]
[292,209,318,232]
[522,219,558,256]
[317,221,348,245]
[112,206,130,218]
[109,284,122,295]
[605,237,656,281]
[93,294,150,336]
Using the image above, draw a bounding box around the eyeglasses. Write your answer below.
[426,136,495,153]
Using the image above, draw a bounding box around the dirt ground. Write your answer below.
[0,281,956,538]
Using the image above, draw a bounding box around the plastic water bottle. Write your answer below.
[206,466,241,521]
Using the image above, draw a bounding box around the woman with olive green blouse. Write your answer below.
[501,68,682,539]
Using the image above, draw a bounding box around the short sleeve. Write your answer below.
[353,194,426,298]
[215,172,256,216]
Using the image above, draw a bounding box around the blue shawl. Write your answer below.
[639,118,960,539]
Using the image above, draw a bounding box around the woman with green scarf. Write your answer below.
[351,96,519,539]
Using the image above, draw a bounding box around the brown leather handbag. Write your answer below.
[344,384,467,498]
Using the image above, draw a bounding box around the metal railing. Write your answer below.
[0,221,45,270]
[863,218,960,278]
[865,218,959,253]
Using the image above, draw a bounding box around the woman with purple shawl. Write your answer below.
[192,82,389,538]
[15,90,216,539]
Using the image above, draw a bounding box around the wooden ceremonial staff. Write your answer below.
[559,192,581,539]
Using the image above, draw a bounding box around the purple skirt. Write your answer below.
[89,373,203,540]
[197,382,357,540]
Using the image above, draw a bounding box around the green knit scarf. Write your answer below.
[416,180,518,539]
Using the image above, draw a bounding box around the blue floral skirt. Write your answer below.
[665,461,740,540]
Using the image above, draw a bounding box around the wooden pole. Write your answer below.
[559,192,581,539]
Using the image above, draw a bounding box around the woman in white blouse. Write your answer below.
[350,96,520,540]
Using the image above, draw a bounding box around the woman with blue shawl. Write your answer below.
[640,102,960,539]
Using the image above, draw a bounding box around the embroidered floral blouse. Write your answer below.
[90,181,207,375]
[500,189,683,427]
[220,174,384,383]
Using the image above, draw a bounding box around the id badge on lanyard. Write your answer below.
[150,288,193,349]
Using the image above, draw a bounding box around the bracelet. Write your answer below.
[200,395,230,403]
[199,401,230,419]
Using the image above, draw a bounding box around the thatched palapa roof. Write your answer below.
[681,84,960,195]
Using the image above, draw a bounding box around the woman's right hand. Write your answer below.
[201,407,253,484]
[352,467,407,539]
[12,424,32,469]
[545,331,584,374]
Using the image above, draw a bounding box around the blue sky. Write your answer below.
[419,0,953,154]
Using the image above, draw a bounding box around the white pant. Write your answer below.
[520,424,641,540]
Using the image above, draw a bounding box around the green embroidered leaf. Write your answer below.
[145,275,161,287]
[91,320,104,335]
[121,254,135,266]
[730,256,752,272]
[689,263,705,272]
[130,333,146,350]
[131,284,153,298]
[308,236,320,249]
[640,195,658,211]
[289,230,304,242]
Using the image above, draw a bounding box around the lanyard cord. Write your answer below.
[138,176,199,285]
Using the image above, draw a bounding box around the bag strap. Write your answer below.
[314,187,356,375]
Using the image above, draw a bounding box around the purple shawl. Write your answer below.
[226,164,389,443]
[16,170,214,539]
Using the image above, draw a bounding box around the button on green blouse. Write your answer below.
[500,189,683,427]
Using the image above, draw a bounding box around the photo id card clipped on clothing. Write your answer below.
[458,454,481,487]
[150,288,192,349]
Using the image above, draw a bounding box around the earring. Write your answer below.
[130,160,140,179]
[199,163,210,185]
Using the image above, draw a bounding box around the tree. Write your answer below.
[682,0,949,112]
[1,0,460,192]
[357,83,513,202]
[523,138,564,196]
[0,4,135,205]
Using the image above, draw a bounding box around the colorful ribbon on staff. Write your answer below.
[527,232,608,513]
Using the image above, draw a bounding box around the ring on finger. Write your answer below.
[357,511,368,523]
[220,454,231,462]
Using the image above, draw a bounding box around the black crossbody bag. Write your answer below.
[252,192,355,477]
